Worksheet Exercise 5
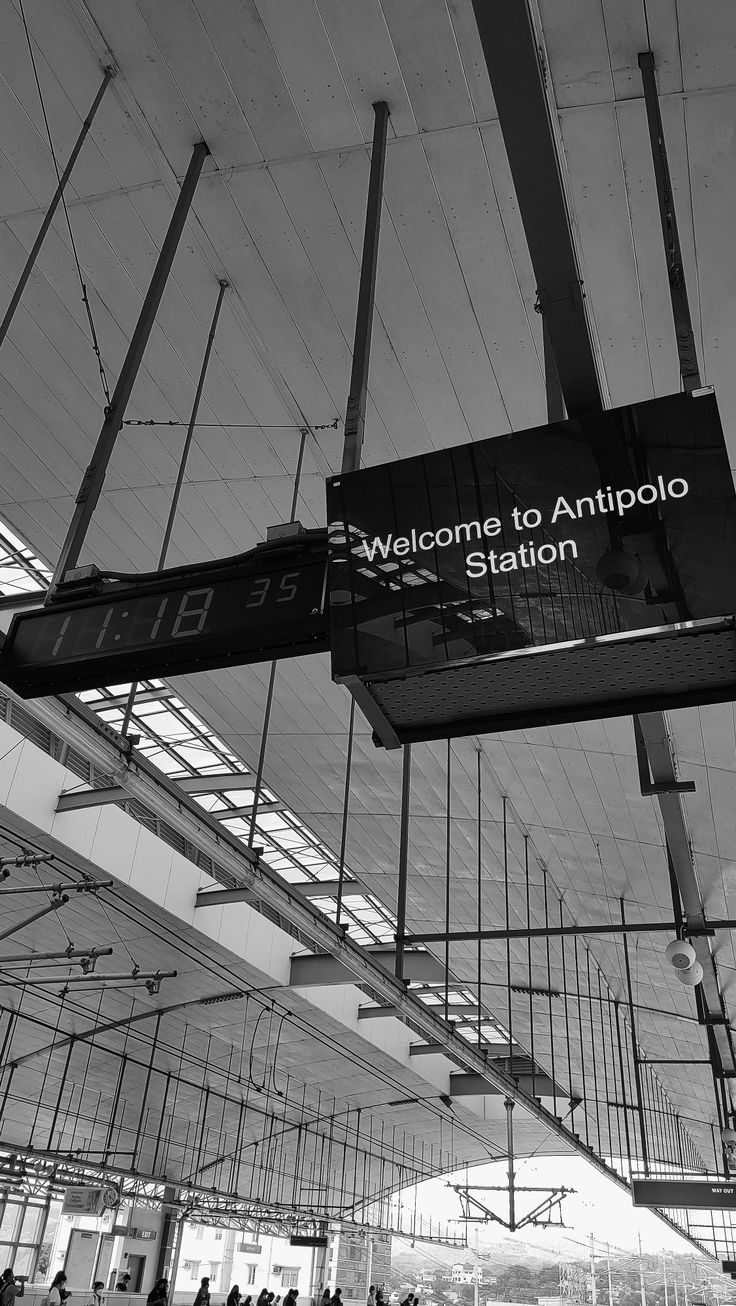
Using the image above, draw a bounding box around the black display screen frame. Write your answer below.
[0,538,329,697]
[327,390,736,685]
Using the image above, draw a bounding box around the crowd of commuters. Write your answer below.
[0,1263,398,1306]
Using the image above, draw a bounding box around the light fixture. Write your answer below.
[665,938,696,971]
[677,961,704,986]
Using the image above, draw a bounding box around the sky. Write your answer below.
[409,1155,706,1259]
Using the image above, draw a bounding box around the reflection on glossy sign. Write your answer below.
[327,392,736,681]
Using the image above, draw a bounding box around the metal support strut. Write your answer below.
[0,67,114,350]
[341,101,389,474]
[48,139,209,593]
[638,51,701,392]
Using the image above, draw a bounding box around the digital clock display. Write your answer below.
[0,542,329,697]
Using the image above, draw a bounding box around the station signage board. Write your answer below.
[63,1187,106,1215]
[327,391,736,744]
[633,1178,736,1209]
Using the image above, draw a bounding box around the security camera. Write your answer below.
[665,939,696,971]
[595,549,646,593]
[722,1128,736,1148]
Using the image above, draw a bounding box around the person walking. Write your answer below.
[193,1280,210,1306]
[320,1293,330,1306]
[92,1281,105,1306]
[367,1287,375,1306]
[48,1274,68,1306]
[226,1286,241,1306]
[255,1291,269,1306]
[147,1281,168,1306]
[329,1290,342,1306]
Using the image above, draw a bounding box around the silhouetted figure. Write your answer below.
[227,1286,241,1306]
[147,1281,168,1306]
[193,1279,210,1306]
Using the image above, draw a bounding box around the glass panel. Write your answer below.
[20,1205,43,1242]
[0,1201,22,1242]
[14,1246,35,1276]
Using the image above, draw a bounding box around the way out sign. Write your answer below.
[632,1178,736,1209]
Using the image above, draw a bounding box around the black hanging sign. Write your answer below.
[327,391,736,745]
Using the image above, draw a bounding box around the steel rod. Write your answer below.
[403,917,731,944]
[505,1098,516,1231]
[341,101,390,474]
[621,900,649,1174]
[121,277,229,736]
[15,968,176,986]
[444,739,451,1022]
[0,894,68,943]
[638,51,701,391]
[49,139,209,590]
[476,752,482,1050]
[0,946,112,966]
[335,697,356,930]
[394,745,412,982]
[0,68,114,349]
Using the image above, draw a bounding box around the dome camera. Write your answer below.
[595,549,644,593]
[722,1127,736,1148]
[665,938,696,971]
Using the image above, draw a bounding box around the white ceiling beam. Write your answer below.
[177,773,257,794]
[215,800,285,819]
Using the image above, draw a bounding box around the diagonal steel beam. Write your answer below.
[470,0,605,417]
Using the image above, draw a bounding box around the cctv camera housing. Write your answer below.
[665,938,696,971]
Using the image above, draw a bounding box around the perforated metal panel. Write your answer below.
[360,622,736,745]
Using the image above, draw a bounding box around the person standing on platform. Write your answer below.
[193,1278,210,1306]
[48,1274,68,1306]
[329,1290,342,1306]
[367,1287,375,1306]
[226,1285,241,1306]
[147,1280,168,1306]
[115,1276,131,1294]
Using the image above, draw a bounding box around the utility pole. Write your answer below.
[590,1235,597,1306]
[662,1257,669,1306]
[638,1237,647,1306]
[606,1244,613,1306]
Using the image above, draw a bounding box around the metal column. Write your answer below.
[49,139,209,592]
